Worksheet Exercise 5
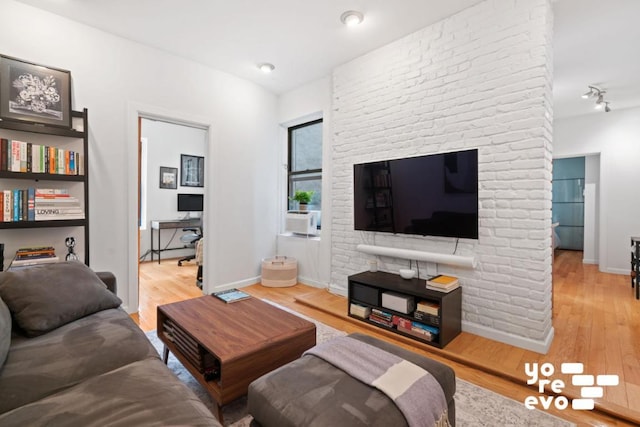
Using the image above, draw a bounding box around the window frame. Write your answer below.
[287,118,323,208]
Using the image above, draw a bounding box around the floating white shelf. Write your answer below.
[356,244,476,269]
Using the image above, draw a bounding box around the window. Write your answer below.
[288,119,322,215]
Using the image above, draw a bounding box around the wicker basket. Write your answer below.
[261,256,297,287]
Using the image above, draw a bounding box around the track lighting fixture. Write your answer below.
[581,85,611,112]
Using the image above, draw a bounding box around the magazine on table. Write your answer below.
[211,288,251,303]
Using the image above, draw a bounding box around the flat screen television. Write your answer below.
[353,149,478,239]
[177,193,204,212]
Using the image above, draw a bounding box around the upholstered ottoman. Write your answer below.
[248,333,455,427]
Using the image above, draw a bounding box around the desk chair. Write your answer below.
[195,239,203,289]
[177,227,202,266]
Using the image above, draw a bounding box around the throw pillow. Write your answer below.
[0,262,122,337]
[0,295,10,368]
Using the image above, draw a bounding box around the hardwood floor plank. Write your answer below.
[133,251,639,426]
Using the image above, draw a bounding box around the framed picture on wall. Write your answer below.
[0,55,72,128]
[159,166,178,189]
[181,154,204,187]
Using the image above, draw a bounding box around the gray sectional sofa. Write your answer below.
[0,262,220,427]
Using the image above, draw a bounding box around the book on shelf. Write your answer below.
[349,303,371,319]
[211,288,251,303]
[368,314,393,327]
[426,282,459,293]
[426,274,459,293]
[426,274,459,287]
[426,283,459,293]
[12,246,58,267]
[416,300,439,316]
[11,256,59,267]
[414,310,440,325]
[0,139,83,175]
[0,188,84,222]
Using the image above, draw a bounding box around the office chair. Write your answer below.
[177,227,202,266]
[195,239,203,289]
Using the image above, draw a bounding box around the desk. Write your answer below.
[150,218,201,264]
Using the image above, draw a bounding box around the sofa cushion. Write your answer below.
[0,262,122,337]
[0,358,221,427]
[0,296,10,368]
[0,308,159,414]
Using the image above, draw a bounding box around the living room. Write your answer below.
[1,0,639,425]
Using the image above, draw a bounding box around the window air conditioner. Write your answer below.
[285,211,318,235]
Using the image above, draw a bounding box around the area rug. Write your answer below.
[145,300,574,427]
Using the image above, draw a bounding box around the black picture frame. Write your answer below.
[159,166,178,189]
[181,154,204,187]
[0,55,72,128]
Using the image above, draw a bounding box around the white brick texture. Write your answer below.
[331,0,554,349]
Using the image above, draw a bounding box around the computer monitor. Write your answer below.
[177,193,203,212]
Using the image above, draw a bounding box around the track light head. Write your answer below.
[581,87,595,99]
[581,86,600,99]
[582,85,610,112]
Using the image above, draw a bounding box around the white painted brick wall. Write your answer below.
[331,0,554,351]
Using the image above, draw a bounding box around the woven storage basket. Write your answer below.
[261,256,297,287]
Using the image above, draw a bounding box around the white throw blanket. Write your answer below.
[304,336,450,427]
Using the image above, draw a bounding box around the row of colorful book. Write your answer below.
[0,138,84,175]
[1,188,84,222]
[11,246,59,267]
[350,303,440,342]
[396,317,439,342]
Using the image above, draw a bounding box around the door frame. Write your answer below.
[126,102,215,313]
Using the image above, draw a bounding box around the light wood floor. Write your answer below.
[134,251,639,426]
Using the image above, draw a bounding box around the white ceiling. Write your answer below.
[554,0,640,118]
[15,0,640,119]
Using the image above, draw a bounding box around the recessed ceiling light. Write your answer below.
[258,63,275,73]
[340,10,364,27]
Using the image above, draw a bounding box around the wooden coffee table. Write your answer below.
[157,295,316,422]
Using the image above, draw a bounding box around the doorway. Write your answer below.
[551,154,600,265]
[552,157,585,250]
[137,117,207,324]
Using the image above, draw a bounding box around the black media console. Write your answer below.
[347,270,462,348]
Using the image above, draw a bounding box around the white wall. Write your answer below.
[583,155,600,264]
[331,0,555,353]
[0,0,279,310]
[140,119,206,260]
[554,106,640,273]
[277,77,333,287]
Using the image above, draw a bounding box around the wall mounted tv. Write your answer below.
[353,149,478,239]
[177,193,204,212]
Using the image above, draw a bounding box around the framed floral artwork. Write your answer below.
[0,55,72,128]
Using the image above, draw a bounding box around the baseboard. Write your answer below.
[207,276,261,294]
[604,267,629,275]
[582,258,598,264]
[207,275,327,293]
[329,283,347,296]
[297,276,327,288]
[462,321,555,354]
